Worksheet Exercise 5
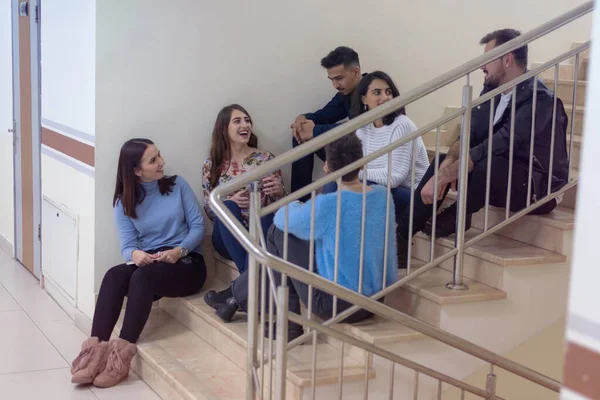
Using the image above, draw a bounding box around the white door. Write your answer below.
[0,0,15,256]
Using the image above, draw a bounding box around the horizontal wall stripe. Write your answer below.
[42,127,94,167]
[42,145,95,178]
[41,118,95,145]
[564,341,600,398]
[568,313,600,342]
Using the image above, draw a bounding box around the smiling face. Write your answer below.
[134,144,165,182]
[362,78,394,111]
[227,109,252,146]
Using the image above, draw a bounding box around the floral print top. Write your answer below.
[202,149,286,227]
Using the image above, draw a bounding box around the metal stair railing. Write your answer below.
[208,2,593,398]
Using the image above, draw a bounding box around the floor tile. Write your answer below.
[5,281,71,323]
[0,368,97,400]
[0,283,21,312]
[0,310,67,374]
[90,372,162,400]
[37,320,88,364]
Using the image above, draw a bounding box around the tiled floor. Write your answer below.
[0,249,161,400]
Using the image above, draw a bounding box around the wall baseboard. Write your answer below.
[0,234,14,258]
[74,309,92,336]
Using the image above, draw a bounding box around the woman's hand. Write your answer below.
[263,175,283,197]
[229,189,250,209]
[155,248,181,264]
[131,250,158,266]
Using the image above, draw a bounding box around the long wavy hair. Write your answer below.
[112,138,176,219]
[350,71,406,124]
[208,104,258,189]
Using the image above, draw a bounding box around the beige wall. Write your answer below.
[95,0,592,286]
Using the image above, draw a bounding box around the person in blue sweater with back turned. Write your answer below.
[70,139,207,389]
[290,46,364,201]
[207,134,397,341]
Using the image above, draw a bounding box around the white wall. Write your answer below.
[41,0,96,318]
[95,0,592,287]
[41,0,95,135]
[562,5,599,399]
[0,1,14,253]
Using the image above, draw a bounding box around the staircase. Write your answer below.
[120,38,588,400]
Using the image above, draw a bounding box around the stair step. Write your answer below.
[385,262,506,326]
[160,282,374,399]
[532,63,576,81]
[415,227,566,267]
[402,260,506,305]
[542,78,587,107]
[443,191,575,255]
[116,308,246,400]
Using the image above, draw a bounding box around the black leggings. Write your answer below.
[91,252,207,343]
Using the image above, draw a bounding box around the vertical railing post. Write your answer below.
[486,365,497,400]
[447,76,472,291]
[275,286,289,399]
[246,181,260,400]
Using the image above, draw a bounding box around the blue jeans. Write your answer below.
[212,200,274,275]
[321,180,411,222]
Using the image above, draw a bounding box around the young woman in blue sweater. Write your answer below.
[70,139,207,388]
[207,134,397,341]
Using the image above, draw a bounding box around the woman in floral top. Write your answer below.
[202,104,285,280]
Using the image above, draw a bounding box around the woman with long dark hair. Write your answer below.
[323,71,429,220]
[202,104,285,306]
[70,139,207,388]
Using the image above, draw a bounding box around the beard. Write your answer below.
[484,70,505,88]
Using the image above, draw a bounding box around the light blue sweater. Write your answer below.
[274,185,397,296]
[114,176,205,262]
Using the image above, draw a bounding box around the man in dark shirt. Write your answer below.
[290,46,363,199]
[396,29,569,268]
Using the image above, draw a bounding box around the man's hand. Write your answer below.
[155,248,181,264]
[291,115,307,143]
[297,120,315,143]
[420,176,448,205]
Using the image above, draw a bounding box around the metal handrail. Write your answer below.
[243,243,562,392]
[208,1,593,198]
[286,311,503,399]
[210,3,593,397]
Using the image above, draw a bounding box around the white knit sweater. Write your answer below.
[356,115,430,189]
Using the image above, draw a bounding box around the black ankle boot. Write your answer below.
[422,205,472,238]
[264,320,304,343]
[216,297,239,322]
[396,235,409,270]
[204,287,233,310]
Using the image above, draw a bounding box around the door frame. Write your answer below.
[12,0,42,279]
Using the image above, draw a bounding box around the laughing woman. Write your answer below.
[70,139,207,388]
[202,104,285,306]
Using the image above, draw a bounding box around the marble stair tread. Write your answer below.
[398,259,507,305]
[115,308,246,400]
[416,228,566,267]
[179,283,373,388]
[445,192,575,230]
[337,315,423,344]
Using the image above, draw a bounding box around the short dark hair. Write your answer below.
[325,133,363,182]
[480,29,528,68]
[321,46,360,69]
[350,71,405,124]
